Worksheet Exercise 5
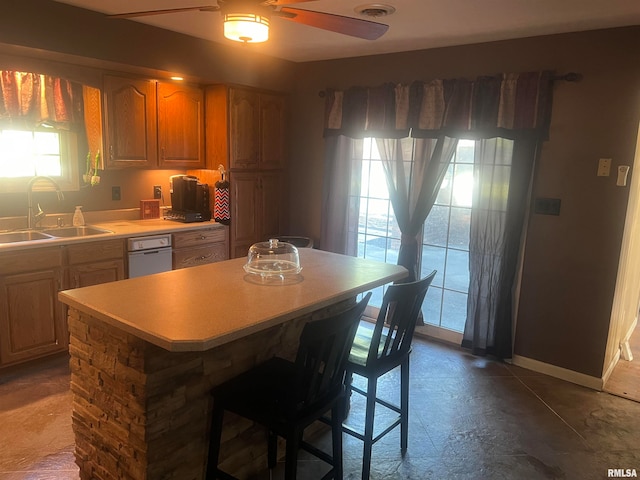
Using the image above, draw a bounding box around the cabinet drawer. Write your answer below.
[66,240,125,265]
[0,247,63,275]
[172,228,226,249]
[173,244,228,269]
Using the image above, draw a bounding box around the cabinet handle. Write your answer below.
[110,145,114,160]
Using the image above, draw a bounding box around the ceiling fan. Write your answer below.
[107,0,389,43]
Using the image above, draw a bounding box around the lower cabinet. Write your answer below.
[0,240,127,369]
[66,239,126,288]
[0,247,67,366]
[172,226,229,269]
[0,230,227,369]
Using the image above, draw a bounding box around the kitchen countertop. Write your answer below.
[58,249,408,352]
[0,218,224,253]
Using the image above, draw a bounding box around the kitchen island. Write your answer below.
[59,248,407,479]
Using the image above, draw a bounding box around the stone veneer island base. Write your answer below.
[60,249,407,479]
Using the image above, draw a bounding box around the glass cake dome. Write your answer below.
[243,238,302,278]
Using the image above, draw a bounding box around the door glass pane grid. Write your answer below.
[353,138,474,335]
[421,139,474,332]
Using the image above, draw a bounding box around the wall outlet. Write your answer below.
[112,186,121,201]
[597,158,612,177]
[153,185,162,199]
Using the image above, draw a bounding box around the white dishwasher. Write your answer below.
[127,234,173,278]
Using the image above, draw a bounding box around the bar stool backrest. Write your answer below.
[366,271,437,367]
[292,292,372,416]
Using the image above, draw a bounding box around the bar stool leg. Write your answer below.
[206,405,225,479]
[268,431,278,469]
[400,357,410,452]
[331,402,344,479]
[362,378,377,480]
[284,429,301,480]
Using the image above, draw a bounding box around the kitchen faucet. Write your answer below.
[26,176,64,229]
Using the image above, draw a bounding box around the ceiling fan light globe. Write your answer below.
[223,13,270,43]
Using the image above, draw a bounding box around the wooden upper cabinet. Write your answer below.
[259,94,286,170]
[103,75,205,169]
[157,82,205,168]
[103,75,157,168]
[205,85,286,171]
[229,87,260,170]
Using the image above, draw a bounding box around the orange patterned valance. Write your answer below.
[0,71,84,130]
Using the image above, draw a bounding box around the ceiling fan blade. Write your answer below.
[262,0,316,5]
[108,6,219,19]
[278,8,388,40]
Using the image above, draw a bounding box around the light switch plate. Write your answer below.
[597,158,612,177]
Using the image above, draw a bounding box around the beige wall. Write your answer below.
[287,27,640,378]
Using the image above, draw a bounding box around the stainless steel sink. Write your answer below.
[0,230,55,244]
[43,226,113,238]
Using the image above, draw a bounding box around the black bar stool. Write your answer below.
[207,293,371,480]
[343,272,437,479]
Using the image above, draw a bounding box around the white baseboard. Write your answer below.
[511,354,604,391]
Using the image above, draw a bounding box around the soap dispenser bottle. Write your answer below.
[72,206,85,226]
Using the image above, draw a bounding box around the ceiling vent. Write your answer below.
[354,3,396,18]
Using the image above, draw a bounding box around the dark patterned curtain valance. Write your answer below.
[0,71,84,130]
[323,71,555,140]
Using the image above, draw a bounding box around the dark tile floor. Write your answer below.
[1,337,639,479]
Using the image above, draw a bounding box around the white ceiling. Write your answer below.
[53,0,640,63]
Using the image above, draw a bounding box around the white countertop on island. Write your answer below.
[58,249,407,352]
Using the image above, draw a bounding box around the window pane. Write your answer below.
[424,205,449,247]
[385,237,400,265]
[421,245,445,288]
[452,163,473,207]
[435,163,454,205]
[34,132,60,154]
[363,235,387,262]
[360,159,371,197]
[441,290,468,332]
[456,139,475,164]
[444,249,469,292]
[423,286,443,326]
[368,161,388,200]
[448,207,471,249]
[365,198,391,237]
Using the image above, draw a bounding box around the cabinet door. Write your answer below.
[230,172,259,257]
[229,88,260,170]
[0,269,67,365]
[68,260,126,289]
[260,172,282,240]
[260,94,286,169]
[103,75,157,168]
[158,82,205,168]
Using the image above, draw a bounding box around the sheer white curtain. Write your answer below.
[376,136,458,282]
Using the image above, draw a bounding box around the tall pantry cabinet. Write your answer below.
[205,85,287,258]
